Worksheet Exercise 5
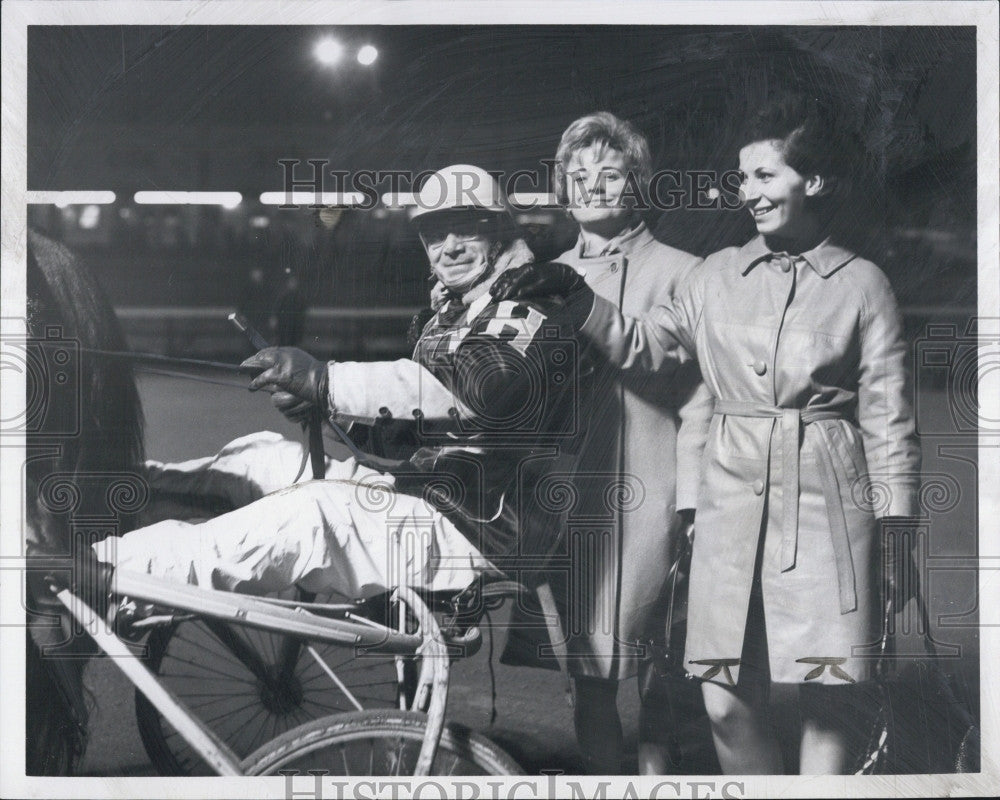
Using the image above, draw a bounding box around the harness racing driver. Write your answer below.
[89,165,594,607]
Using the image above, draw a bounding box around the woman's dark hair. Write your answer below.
[742,92,876,248]
[743,93,863,213]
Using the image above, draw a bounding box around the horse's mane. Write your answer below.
[27,230,145,477]
[26,230,146,549]
[24,230,148,773]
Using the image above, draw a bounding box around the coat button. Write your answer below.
[753,480,765,496]
[753,361,767,376]
[609,261,619,273]
[781,259,792,273]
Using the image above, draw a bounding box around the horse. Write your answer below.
[24,229,145,775]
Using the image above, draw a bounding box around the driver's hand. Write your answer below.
[490,261,588,303]
[271,390,315,425]
[241,347,330,415]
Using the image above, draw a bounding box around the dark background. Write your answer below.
[24,24,982,776]
[27,25,976,359]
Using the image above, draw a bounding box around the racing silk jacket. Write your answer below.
[327,280,591,563]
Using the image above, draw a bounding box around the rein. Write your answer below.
[80,347,245,376]
[80,347,369,467]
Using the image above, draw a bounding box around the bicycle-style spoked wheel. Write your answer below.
[243,710,523,776]
[136,613,408,775]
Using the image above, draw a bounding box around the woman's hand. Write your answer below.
[678,508,695,541]
[490,261,587,302]
[675,509,696,565]
[880,516,922,607]
[489,262,596,329]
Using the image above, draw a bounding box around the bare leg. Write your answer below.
[636,661,681,774]
[797,684,862,774]
[701,679,783,774]
[573,676,623,774]
[637,695,670,774]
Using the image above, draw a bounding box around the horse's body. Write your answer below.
[25,230,145,774]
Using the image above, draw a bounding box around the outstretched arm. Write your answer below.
[581,292,698,376]
[241,347,472,426]
[329,359,471,424]
[491,261,701,377]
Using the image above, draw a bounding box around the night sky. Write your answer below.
[27,25,977,307]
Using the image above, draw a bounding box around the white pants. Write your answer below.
[93,432,493,599]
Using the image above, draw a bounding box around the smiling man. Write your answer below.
[90,165,594,628]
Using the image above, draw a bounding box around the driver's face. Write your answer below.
[419,214,496,291]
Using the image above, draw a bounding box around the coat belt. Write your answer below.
[712,399,857,614]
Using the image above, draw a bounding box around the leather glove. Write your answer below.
[270,390,316,425]
[241,347,330,417]
[489,261,595,329]
[677,508,696,547]
[880,516,922,608]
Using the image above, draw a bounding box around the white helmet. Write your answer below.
[409,164,511,221]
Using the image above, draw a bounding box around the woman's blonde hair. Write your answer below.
[553,112,652,206]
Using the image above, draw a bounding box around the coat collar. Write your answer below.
[574,219,653,259]
[438,288,492,320]
[738,235,857,278]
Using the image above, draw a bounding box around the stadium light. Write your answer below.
[259,191,366,206]
[133,191,242,208]
[357,45,378,66]
[509,192,559,208]
[77,205,102,229]
[26,191,116,207]
[315,37,344,66]
[381,192,416,209]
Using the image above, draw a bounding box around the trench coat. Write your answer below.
[581,235,921,685]
[503,221,713,681]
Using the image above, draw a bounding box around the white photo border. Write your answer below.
[2,2,998,798]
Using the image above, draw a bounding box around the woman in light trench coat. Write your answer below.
[502,113,713,774]
[494,95,921,774]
